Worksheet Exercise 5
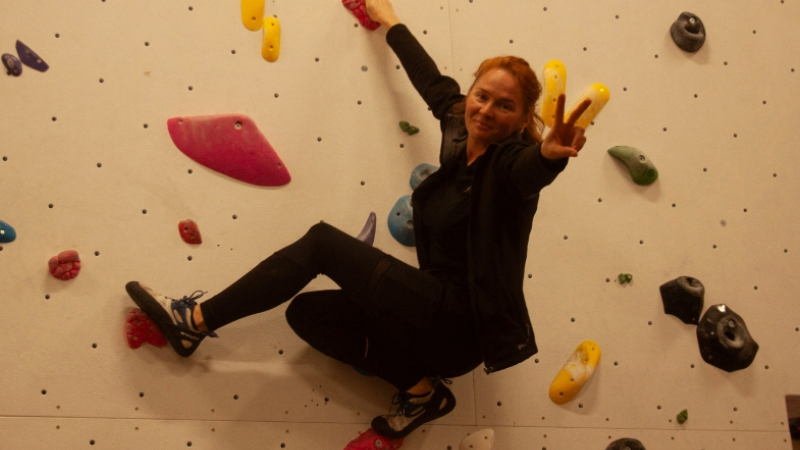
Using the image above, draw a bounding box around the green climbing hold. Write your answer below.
[608,146,658,185]
[408,126,420,135]
[399,121,410,132]
[618,273,633,284]
[677,409,688,424]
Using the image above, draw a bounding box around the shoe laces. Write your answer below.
[169,290,218,337]
[391,377,452,418]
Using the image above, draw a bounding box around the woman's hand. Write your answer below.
[541,94,591,160]
[365,0,401,28]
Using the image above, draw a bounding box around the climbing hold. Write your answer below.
[548,340,601,405]
[388,195,415,247]
[409,163,439,190]
[542,60,567,128]
[0,219,17,243]
[608,146,659,185]
[671,12,706,53]
[125,308,167,349]
[660,276,704,325]
[605,438,646,450]
[399,121,420,135]
[356,212,377,246]
[697,304,759,372]
[342,0,381,31]
[618,273,633,284]
[2,54,22,77]
[460,429,494,450]
[178,219,202,244]
[48,250,81,280]
[241,0,265,31]
[343,428,403,450]
[567,82,609,129]
[167,114,291,186]
[15,40,49,72]
[677,409,688,424]
[261,16,281,62]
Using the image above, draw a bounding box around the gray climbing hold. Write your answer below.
[387,195,415,246]
[671,12,706,53]
[660,276,704,325]
[608,146,658,185]
[697,304,759,372]
[409,163,439,190]
[2,54,22,76]
[605,438,646,450]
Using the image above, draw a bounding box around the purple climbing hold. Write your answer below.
[356,212,377,246]
[2,54,22,77]
[15,41,49,72]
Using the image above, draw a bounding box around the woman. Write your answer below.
[125,0,590,439]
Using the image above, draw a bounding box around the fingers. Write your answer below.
[571,127,587,151]
[564,98,592,128]
[553,94,566,127]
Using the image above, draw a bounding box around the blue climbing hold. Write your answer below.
[387,195,415,247]
[0,220,17,243]
[409,163,439,190]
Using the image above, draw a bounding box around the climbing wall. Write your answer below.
[0,0,797,449]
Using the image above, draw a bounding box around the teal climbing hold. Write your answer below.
[608,146,658,185]
[0,220,16,243]
[409,163,439,190]
[388,195,415,247]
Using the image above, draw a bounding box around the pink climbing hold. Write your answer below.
[125,308,167,349]
[343,428,403,450]
[48,250,81,280]
[178,219,202,244]
[167,114,291,187]
[343,0,381,30]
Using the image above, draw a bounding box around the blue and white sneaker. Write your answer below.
[125,281,218,357]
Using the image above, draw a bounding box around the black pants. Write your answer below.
[199,222,483,391]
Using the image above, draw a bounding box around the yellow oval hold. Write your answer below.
[262,16,281,62]
[241,0,265,31]
[541,60,567,128]
[567,83,610,129]
[548,340,601,405]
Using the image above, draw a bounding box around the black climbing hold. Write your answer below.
[670,12,706,52]
[605,438,646,450]
[660,276,704,325]
[697,304,759,372]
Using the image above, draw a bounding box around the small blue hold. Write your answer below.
[409,163,439,190]
[388,195,415,247]
[0,220,17,243]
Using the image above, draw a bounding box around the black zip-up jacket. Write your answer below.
[387,25,569,374]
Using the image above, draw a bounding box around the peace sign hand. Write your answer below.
[541,94,591,160]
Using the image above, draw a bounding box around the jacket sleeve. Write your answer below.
[386,24,464,121]
[495,139,569,198]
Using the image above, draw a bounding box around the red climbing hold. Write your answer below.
[48,250,81,280]
[125,308,167,349]
[343,0,381,30]
[178,219,202,244]
[343,428,403,450]
[167,114,291,187]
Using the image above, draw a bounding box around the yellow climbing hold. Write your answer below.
[542,60,567,128]
[241,0,265,31]
[548,340,601,405]
[261,16,281,62]
[567,83,610,129]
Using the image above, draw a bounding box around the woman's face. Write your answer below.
[465,68,529,146]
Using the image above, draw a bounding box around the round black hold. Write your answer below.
[660,276,704,324]
[697,304,759,372]
[605,438,646,450]
[670,12,706,52]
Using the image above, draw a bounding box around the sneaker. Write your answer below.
[371,377,455,439]
[125,281,218,357]
[343,428,403,450]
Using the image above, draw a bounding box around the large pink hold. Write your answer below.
[48,250,81,280]
[125,308,167,349]
[343,0,381,30]
[167,114,291,187]
[343,428,403,450]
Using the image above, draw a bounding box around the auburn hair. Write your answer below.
[453,56,544,144]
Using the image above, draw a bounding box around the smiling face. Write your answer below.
[465,68,531,148]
